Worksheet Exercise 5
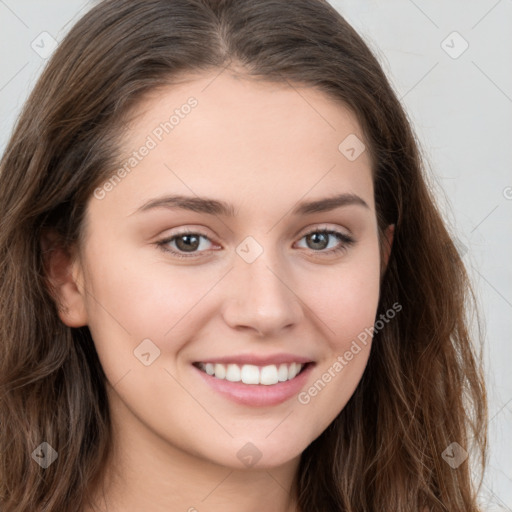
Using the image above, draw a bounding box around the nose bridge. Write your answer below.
[222,236,303,336]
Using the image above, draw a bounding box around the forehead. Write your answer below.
[94,71,375,221]
[124,70,368,154]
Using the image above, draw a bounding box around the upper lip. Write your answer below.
[194,353,314,366]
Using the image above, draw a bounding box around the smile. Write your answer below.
[194,362,307,385]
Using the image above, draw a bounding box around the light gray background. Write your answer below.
[0,0,510,509]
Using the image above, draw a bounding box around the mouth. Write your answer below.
[193,361,312,386]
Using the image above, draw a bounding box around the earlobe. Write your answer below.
[41,230,88,328]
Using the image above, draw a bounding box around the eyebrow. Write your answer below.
[132,192,369,217]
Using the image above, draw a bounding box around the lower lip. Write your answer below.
[193,363,314,407]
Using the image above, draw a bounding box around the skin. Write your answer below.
[46,69,393,512]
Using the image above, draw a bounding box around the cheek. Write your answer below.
[330,268,380,346]
[292,245,381,429]
[81,239,221,368]
[306,249,382,347]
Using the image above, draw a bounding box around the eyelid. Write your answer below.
[296,222,352,239]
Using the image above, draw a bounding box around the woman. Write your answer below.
[0,0,487,510]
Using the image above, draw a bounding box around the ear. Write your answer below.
[380,224,395,274]
[41,230,88,327]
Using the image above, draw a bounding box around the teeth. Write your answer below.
[241,364,260,384]
[214,363,226,379]
[225,364,241,382]
[197,362,305,385]
[277,364,289,382]
[260,365,278,385]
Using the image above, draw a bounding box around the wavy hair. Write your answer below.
[0,0,487,510]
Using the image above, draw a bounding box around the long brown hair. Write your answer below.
[0,0,487,510]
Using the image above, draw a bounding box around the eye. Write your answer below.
[155,227,355,260]
[295,228,355,256]
[156,230,215,259]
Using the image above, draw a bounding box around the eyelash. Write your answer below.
[155,227,355,260]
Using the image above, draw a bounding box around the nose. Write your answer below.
[221,248,304,337]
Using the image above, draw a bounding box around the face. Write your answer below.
[55,70,391,470]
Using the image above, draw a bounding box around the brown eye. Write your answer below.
[156,231,214,258]
[174,234,202,252]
